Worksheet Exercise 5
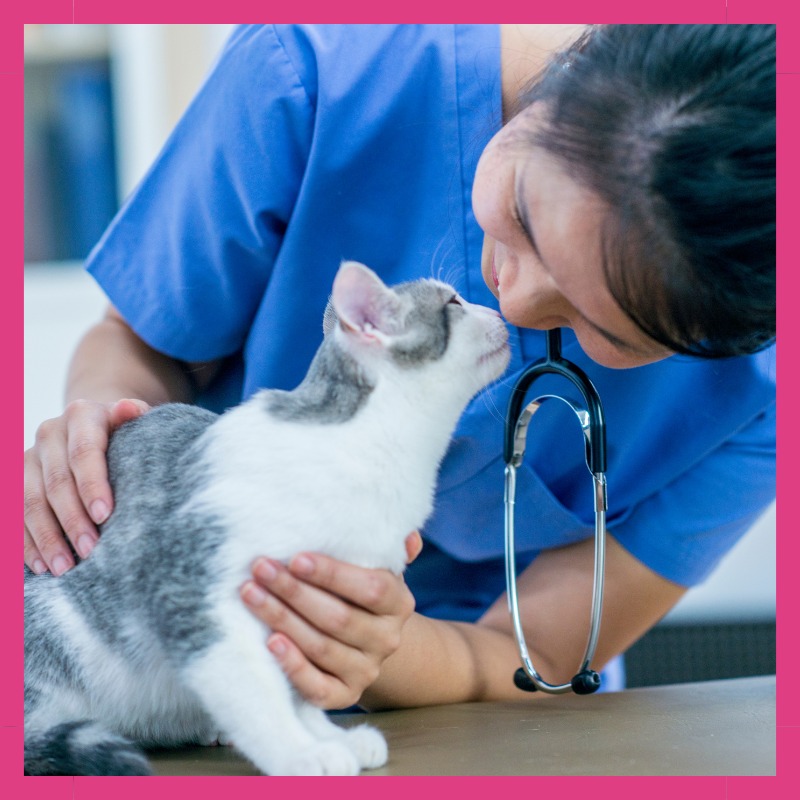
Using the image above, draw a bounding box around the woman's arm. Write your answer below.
[64,305,211,406]
[243,533,686,709]
[24,305,220,574]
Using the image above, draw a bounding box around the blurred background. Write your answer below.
[23,23,776,688]
[25,23,234,446]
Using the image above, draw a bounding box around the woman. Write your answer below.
[24,24,775,709]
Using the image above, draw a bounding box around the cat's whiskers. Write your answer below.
[475,380,506,424]
[428,239,464,291]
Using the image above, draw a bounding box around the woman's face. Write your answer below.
[472,107,672,368]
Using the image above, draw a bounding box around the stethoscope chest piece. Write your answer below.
[503,328,608,695]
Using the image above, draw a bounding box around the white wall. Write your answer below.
[24,264,108,445]
[665,502,775,624]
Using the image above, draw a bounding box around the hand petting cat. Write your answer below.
[24,397,150,575]
[241,532,423,710]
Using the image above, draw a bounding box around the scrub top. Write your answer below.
[86,25,776,628]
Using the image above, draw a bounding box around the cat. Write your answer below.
[24,261,511,776]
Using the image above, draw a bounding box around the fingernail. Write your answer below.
[241,581,268,607]
[254,559,278,583]
[90,500,110,525]
[76,534,96,559]
[51,555,72,576]
[267,636,287,657]
[32,559,47,575]
[291,555,315,576]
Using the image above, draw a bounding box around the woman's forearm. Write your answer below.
[358,613,533,710]
[360,536,687,711]
[65,307,200,406]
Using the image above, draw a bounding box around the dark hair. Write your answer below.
[517,24,775,358]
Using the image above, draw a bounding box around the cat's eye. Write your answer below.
[447,294,463,307]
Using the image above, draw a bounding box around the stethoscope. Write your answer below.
[504,328,608,695]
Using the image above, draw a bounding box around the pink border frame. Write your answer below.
[6,3,796,797]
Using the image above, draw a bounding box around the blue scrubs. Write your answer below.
[87,25,775,641]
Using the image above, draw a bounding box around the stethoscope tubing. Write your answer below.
[503,329,608,695]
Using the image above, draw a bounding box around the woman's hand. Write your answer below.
[240,532,423,710]
[24,398,150,575]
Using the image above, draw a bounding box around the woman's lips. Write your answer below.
[491,254,500,289]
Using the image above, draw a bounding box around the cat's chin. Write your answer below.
[477,342,511,379]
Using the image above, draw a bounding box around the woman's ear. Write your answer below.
[331,261,405,343]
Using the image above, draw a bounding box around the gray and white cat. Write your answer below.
[24,261,510,776]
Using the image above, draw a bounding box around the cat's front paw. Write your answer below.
[275,740,360,776]
[345,723,388,769]
[200,730,232,747]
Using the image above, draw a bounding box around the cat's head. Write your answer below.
[323,261,510,401]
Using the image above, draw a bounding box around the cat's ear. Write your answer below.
[322,300,338,336]
[331,261,405,343]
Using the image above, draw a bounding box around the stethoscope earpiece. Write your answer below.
[504,328,608,696]
[513,667,538,692]
[571,669,602,695]
[513,667,601,695]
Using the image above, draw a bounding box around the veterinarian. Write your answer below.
[25,25,775,708]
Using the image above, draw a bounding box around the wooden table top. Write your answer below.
[148,675,775,776]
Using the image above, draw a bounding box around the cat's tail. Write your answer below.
[24,720,153,776]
